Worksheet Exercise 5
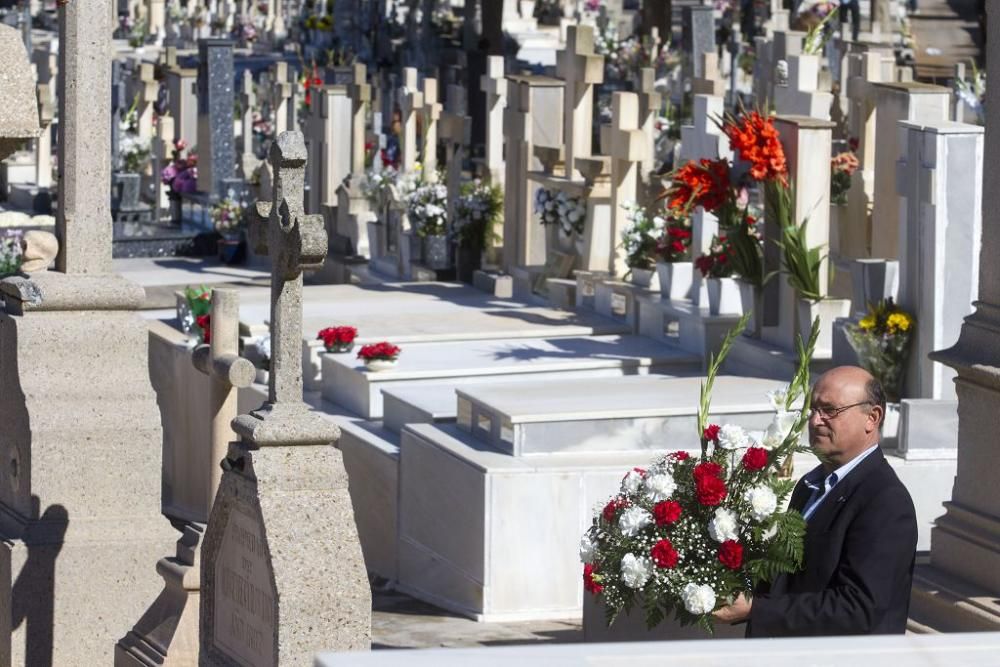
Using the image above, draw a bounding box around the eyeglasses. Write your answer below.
[807,401,872,420]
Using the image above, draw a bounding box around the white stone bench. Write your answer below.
[321,335,702,419]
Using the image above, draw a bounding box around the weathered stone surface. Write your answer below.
[0,24,41,160]
[19,231,58,272]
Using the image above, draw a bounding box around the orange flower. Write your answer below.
[723,111,788,185]
[664,158,731,215]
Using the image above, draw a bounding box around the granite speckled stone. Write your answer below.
[0,24,41,160]
[196,39,236,199]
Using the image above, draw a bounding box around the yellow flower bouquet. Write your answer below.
[845,298,914,402]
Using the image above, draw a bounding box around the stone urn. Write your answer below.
[656,261,694,301]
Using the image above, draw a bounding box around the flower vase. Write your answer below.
[656,261,694,301]
[628,267,657,290]
[422,234,452,270]
[738,280,764,338]
[364,358,398,372]
[217,230,246,265]
[706,277,741,316]
[169,197,183,226]
[324,342,355,354]
[796,297,851,355]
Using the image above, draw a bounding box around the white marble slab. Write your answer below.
[382,385,458,434]
[322,335,701,419]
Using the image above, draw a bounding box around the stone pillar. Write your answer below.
[239,68,259,179]
[635,67,662,183]
[136,62,158,143]
[151,113,174,213]
[148,0,166,42]
[556,25,604,181]
[773,54,833,120]
[681,4,715,84]
[608,92,647,278]
[200,133,371,665]
[271,61,293,136]
[869,82,950,259]
[165,65,199,145]
[307,85,351,214]
[34,83,54,189]
[896,121,984,400]
[480,55,506,186]
[398,67,424,173]
[195,38,236,199]
[421,77,442,178]
[334,64,375,257]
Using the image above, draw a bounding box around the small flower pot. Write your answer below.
[656,261,694,301]
[324,342,355,354]
[706,277,741,316]
[796,297,851,354]
[364,358,398,372]
[628,267,657,289]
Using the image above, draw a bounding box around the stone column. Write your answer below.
[200,133,371,665]
[151,113,174,213]
[421,77,442,178]
[271,61,293,136]
[334,64,375,258]
[165,64,199,145]
[480,55,506,186]
[635,67,662,182]
[34,83,54,189]
[136,62,159,143]
[239,68,259,179]
[608,92,647,278]
[556,25,604,181]
[398,67,424,173]
[195,38,237,199]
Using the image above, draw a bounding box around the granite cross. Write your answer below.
[245,131,328,407]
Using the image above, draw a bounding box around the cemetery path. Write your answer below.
[911,0,983,81]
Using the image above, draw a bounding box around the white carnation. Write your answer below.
[620,553,652,589]
[766,384,790,411]
[618,506,653,537]
[708,507,739,543]
[643,473,676,502]
[681,582,717,614]
[579,532,597,563]
[762,410,799,450]
[717,424,750,450]
[744,485,778,521]
[621,469,644,495]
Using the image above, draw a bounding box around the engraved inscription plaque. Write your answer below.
[214,507,277,667]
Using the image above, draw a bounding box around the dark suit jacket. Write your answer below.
[747,449,918,637]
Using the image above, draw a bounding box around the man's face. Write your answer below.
[808,373,876,465]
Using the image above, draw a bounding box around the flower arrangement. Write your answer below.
[405,180,449,238]
[161,139,198,198]
[534,188,587,237]
[361,167,398,210]
[231,15,258,42]
[694,235,735,279]
[210,195,247,235]
[0,232,22,278]
[357,341,401,363]
[182,285,213,342]
[845,299,914,402]
[118,97,151,174]
[452,180,503,252]
[954,64,986,126]
[656,221,693,263]
[830,150,859,206]
[582,315,818,632]
[318,326,358,353]
[620,201,667,271]
[302,69,324,109]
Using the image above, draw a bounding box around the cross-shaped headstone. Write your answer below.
[556,24,604,181]
[239,68,258,177]
[137,62,159,141]
[245,132,328,407]
[609,91,648,277]
[440,82,470,224]
[270,61,293,135]
[691,52,725,97]
[398,67,424,173]
[421,77,442,177]
[480,55,507,186]
[635,67,662,179]
[152,114,174,212]
[346,63,370,177]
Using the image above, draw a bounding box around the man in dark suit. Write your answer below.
[713,366,918,636]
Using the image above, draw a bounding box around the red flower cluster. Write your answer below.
[196,314,211,344]
[657,224,693,261]
[602,496,630,522]
[670,451,690,461]
[718,539,744,570]
[653,500,682,526]
[666,158,731,214]
[303,71,324,107]
[650,538,679,569]
[693,462,727,506]
[831,151,860,177]
[703,423,721,443]
[317,326,358,349]
[357,341,400,362]
[742,447,769,471]
[583,563,603,595]
[722,111,788,185]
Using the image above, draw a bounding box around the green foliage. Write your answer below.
[698,312,753,452]
[453,181,503,253]
[184,285,213,317]
[770,181,825,302]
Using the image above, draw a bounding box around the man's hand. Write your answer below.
[712,593,752,624]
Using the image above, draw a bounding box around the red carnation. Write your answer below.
[670,451,690,461]
[602,496,630,522]
[742,447,769,472]
[653,500,682,526]
[703,424,721,443]
[696,474,727,506]
[583,563,603,595]
[693,461,722,481]
[718,540,744,570]
[196,314,211,344]
[650,539,679,569]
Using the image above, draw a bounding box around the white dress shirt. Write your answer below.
[801,444,880,521]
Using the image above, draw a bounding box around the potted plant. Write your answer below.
[318,326,358,354]
[694,235,741,316]
[844,299,914,437]
[179,285,212,341]
[452,180,503,283]
[211,193,248,265]
[405,178,451,270]
[619,201,665,288]
[655,218,694,301]
[357,341,400,372]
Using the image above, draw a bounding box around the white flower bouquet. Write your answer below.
[361,167,398,210]
[534,187,586,236]
[452,180,503,252]
[582,315,819,632]
[405,180,449,238]
[620,201,667,271]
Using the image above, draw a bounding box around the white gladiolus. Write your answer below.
[620,553,653,589]
[681,582,717,614]
[643,473,677,502]
[717,424,751,450]
[579,532,597,563]
[618,506,653,537]
[708,508,739,543]
[766,384,790,411]
[761,410,799,450]
[744,485,778,521]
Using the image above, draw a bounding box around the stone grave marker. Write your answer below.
[556,24,604,181]
[195,38,236,199]
[682,4,715,83]
[480,55,507,186]
[398,67,424,173]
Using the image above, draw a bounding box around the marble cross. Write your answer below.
[247,132,328,405]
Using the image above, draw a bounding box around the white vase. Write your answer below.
[656,261,694,301]
[364,359,398,372]
[882,402,901,446]
[628,267,656,289]
[796,297,852,354]
[706,277,741,316]
[737,280,763,337]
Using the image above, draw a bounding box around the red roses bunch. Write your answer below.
[356,341,401,362]
[317,326,358,353]
[580,315,817,632]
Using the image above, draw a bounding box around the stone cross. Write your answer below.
[480,55,507,186]
[682,4,715,83]
[152,114,174,212]
[57,0,113,273]
[398,67,424,173]
[609,92,648,278]
[347,63,370,177]
[440,83,470,225]
[245,132,328,407]
[691,52,725,97]
[556,25,604,181]
[271,61,293,136]
[421,77,442,177]
[136,62,159,142]
[772,54,833,120]
[635,67,662,180]
[239,68,258,178]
